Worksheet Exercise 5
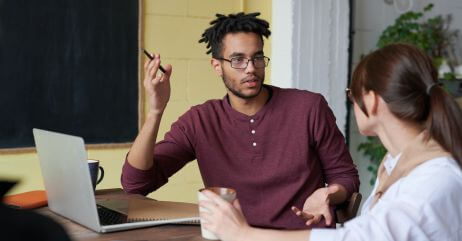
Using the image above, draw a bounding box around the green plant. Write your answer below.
[377,3,458,68]
[442,72,456,80]
[357,3,459,185]
[357,137,387,186]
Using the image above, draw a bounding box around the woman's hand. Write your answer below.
[199,190,251,241]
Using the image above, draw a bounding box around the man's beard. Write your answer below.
[222,70,264,99]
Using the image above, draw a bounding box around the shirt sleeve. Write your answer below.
[310,199,444,241]
[121,110,197,195]
[309,95,360,197]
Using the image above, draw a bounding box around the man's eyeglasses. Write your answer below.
[217,56,270,69]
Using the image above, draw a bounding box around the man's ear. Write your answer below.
[211,58,223,77]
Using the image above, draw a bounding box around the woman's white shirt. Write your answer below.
[360,153,401,213]
[311,155,462,241]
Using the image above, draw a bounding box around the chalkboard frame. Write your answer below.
[0,0,145,153]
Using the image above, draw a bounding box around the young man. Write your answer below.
[121,12,359,229]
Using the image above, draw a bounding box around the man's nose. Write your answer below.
[245,59,256,73]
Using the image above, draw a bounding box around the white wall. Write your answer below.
[350,0,462,208]
[271,0,350,135]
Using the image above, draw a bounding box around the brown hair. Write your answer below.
[350,43,462,165]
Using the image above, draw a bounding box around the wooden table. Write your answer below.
[36,189,207,241]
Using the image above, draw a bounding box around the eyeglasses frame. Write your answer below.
[216,56,270,69]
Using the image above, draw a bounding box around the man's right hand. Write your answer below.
[144,53,172,115]
[126,54,172,171]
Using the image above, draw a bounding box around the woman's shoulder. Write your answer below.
[408,156,462,181]
[400,156,462,201]
[373,157,462,217]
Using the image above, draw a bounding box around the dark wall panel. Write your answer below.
[0,0,139,148]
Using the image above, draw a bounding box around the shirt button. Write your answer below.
[252,142,257,147]
[250,119,255,123]
[251,130,256,134]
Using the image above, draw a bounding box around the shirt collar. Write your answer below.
[222,84,278,121]
[383,153,402,175]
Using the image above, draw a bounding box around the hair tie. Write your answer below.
[426,82,441,95]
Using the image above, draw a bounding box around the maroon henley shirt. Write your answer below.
[122,85,359,229]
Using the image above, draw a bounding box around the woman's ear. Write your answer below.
[211,58,223,77]
[363,90,379,116]
[371,91,380,115]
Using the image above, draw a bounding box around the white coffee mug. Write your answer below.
[198,187,237,240]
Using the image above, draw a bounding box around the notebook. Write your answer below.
[127,199,199,223]
[3,190,47,209]
[33,128,199,233]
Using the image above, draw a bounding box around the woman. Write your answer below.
[199,43,462,241]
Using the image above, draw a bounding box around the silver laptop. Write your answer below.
[33,128,197,233]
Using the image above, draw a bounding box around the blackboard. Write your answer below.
[0,0,140,150]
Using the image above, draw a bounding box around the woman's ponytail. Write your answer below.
[426,86,462,166]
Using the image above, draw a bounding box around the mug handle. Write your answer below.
[97,166,104,184]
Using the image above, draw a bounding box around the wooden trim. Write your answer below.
[0,143,132,154]
[138,0,146,130]
[0,147,38,154]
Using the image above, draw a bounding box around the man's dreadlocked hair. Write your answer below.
[198,12,271,58]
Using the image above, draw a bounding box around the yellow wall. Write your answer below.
[0,0,272,203]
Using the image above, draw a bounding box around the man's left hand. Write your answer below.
[291,185,341,226]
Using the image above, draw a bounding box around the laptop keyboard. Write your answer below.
[97,204,128,225]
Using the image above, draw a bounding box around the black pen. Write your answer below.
[142,48,166,73]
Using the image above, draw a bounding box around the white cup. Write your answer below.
[198,187,237,240]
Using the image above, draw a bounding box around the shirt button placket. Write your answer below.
[250,119,257,147]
